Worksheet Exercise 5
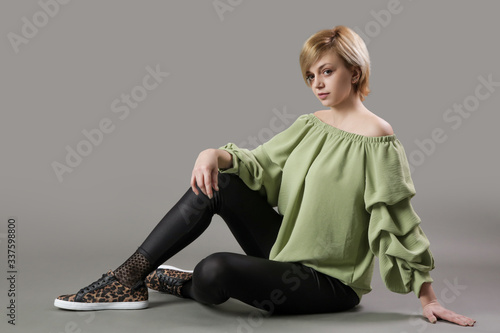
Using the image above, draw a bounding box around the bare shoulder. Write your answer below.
[313,109,394,137]
[364,112,394,137]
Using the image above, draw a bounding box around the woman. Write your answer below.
[54,25,476,327]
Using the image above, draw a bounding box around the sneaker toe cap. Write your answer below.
[57,294,77,302]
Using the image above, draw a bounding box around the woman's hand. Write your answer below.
[191,149,220,199]
[422,300,476,327]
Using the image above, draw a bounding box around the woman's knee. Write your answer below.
[187,252,239,305]
[193,252,236,288]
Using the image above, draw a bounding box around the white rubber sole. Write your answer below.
[157,264,193,273]
[54,298,149,311]
[148,265,193,293]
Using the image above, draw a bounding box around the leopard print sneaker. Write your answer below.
[54,270,148,310]
[145,265,193,298]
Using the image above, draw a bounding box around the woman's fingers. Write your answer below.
[204,170,213,199]
[448,313,476,327]
[192,170,219,199]
[191,149,220,198]
[426,304,476,326]
[443,313,476,326]
[194,171,214,198]
[212,169,219,191]
[195,172,207,197]
[190,173,199,195]
[425,312,437,324]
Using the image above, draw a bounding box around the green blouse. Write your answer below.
[217,113,435,301]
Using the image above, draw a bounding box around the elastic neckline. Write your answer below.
[307,113,397,143]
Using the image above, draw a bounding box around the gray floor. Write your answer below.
[1,207,498,333]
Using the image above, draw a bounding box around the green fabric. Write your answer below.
[218,113,435,301]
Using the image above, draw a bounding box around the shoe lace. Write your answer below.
[78,273,110,294]
[158,274,184,288]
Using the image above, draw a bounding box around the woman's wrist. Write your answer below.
[215,149,233,170]
[419,282,438,307]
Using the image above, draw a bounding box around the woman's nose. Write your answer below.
[315,78,324,88]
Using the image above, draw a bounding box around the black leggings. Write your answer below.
[137,173,360,315]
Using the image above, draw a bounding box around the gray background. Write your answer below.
[1,0,499,332]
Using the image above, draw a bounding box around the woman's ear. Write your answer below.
[351,67,361,84]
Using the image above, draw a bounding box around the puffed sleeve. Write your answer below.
[364,139,436,298]
[217,114,310,207]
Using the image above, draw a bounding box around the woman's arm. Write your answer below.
[419,282,476,326]
[216,149,233,170]
[191,148,233,198]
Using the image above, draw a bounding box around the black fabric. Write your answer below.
[137,173,360,315]
[113,250,154,288]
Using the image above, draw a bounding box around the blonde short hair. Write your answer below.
[299,25,371,101]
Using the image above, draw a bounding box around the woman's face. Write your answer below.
[305,51,357,108]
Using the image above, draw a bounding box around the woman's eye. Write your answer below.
[323,69,332,75]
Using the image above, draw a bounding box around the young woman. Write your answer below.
[54,25,476,327]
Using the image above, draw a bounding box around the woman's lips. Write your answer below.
[318,93,329,99]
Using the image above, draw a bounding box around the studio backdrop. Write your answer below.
[1,1,498,332]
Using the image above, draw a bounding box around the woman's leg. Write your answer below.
[55,172,284,310]
[113,172,284,288]
[183,252,360,315]
[119,172,359,314]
